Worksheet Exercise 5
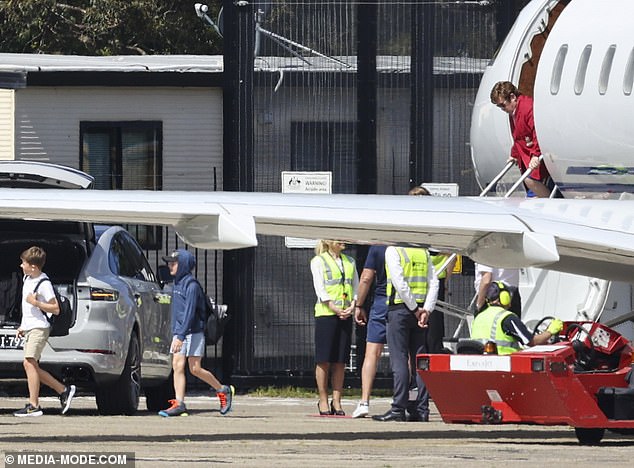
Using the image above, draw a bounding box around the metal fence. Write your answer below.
[192,0,526,385]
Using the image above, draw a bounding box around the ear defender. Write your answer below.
[486,281,512,307]
[497,281,511,307]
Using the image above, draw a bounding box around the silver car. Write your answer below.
[0,161,173,415]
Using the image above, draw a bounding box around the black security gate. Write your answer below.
[216,0,529,387]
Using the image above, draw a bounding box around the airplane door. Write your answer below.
[470,0,567,190]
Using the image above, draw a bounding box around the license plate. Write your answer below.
[0,333,24,350]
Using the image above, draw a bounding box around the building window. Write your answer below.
[80,121,163,249]
[290,121,358,194]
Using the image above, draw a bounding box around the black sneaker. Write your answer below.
[59,385,76,415]
[14,403,43,417]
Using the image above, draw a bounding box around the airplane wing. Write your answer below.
[0,188,633,282]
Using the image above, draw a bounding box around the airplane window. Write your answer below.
[574,45,592,95]
[599,45,616,95]
[550,45,568,95]
[624,47,634,96]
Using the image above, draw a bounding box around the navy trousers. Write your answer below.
[386,305,429,418]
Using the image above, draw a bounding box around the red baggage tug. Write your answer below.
[416,321,634,444]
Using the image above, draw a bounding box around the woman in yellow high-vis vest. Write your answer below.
[310,240,358,416]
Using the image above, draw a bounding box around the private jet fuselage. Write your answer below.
[471,0,634,199]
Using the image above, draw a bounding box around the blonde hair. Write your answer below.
[314,240,341,255]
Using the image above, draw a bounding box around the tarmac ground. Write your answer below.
[1,394,634,467]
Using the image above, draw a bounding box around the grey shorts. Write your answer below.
[24,327,50,360]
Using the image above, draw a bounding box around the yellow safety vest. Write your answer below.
[431,253,449,279]
[471,305,521,354]
[313,253,355,317]
[386,247,429,306]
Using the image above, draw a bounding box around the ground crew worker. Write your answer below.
[372,246,438,422]
[471,281,563,354]
[474,263,521,317]
[428,251,455,352]
[310,240,358,416]
[409,185,454,352]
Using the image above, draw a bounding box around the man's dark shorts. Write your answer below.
[366,295,388,344]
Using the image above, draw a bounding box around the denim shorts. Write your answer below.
[366,298,388,344]
[172,331,205,357]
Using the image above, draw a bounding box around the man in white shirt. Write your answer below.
[372,246,439,423]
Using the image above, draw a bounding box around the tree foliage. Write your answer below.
[0,0,222,55]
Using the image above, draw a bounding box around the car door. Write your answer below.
[114,232,171,378]
[0,161,94,189]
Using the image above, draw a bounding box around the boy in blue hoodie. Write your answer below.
[159,249,234,417]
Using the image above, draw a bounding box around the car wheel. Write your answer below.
[96,333,141,415]
[144,372,175,412]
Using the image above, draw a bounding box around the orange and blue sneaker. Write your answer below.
[217,385,235,415]
[158,399,188,417]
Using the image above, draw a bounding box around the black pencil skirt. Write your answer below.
[314,315,353,364]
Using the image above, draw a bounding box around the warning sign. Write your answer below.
[283,171,332,194]
[282,172,332,248]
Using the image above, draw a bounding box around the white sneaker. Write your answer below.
[352,401,369,418]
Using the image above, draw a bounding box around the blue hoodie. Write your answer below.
[170,249,205,341]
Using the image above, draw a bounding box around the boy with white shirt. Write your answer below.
[14,246,75,417]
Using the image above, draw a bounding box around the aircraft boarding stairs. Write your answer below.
[434,298,474,352]
[435,156,563,351]
[436,159,634,348]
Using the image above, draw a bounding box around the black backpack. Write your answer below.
[34,278,73,337]
[195,280,229,345]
